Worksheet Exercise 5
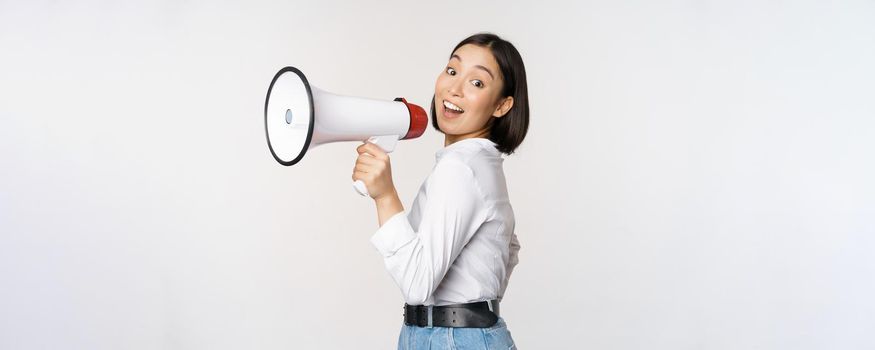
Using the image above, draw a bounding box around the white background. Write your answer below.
[1,0,874,349]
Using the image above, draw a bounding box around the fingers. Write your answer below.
[352,169,368,181]
[352,156,380,180]
[356,154,379,167]
[353,157,381,175]
[353,141,390,182]
[356,141,388,160]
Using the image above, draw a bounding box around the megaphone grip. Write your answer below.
[353,180,370,197]
[352,136,399,197]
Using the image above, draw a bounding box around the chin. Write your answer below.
[437,121,460,135]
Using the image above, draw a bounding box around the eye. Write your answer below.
[471,80,484,88]
[446,67,456,76]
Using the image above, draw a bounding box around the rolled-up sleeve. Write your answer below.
[370,158,489,305]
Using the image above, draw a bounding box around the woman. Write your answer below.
[352,32,529,349]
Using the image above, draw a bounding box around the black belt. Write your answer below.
[403,300,499,328]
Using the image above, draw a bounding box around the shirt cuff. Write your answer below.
[370,211,417,257]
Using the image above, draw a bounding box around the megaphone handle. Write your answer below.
[354,135,400,197]
[354,180,370,197]
[368,135,399,153]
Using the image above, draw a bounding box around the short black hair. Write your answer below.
[431,32,530,155]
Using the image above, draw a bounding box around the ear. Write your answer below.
[492,96,514,118]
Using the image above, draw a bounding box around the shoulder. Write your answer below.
[427,152,500,204]
[422,157,491,216]
[434,146,508,209]
[447,142,499,164]
[429,155,477,187]
[437,142,501,176]
[432,148,497,181]
[427,139,506,202]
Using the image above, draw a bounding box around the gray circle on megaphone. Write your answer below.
[264,66,315,166]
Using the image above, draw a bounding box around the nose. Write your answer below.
[447,76,464,98]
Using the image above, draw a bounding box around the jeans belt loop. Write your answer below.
[426,305,434,328]
[488,299,500,317]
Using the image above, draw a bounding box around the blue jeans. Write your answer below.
[397,316,517,349]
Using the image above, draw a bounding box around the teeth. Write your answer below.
[443,100,464,112]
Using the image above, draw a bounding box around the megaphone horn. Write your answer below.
[264,66,428,197]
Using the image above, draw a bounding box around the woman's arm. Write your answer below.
[375,190,404,227]
[369,158,489,304]
[352,141,404,226]
[355,142,489,304]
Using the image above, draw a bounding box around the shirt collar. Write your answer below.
[435,137,501,161]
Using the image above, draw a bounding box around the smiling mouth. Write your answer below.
[443,100,465,116]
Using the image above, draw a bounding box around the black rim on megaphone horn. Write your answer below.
[264,66,315,166]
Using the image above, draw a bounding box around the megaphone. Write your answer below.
[264,66,428,197]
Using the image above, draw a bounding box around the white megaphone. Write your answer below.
[264,66,428,197]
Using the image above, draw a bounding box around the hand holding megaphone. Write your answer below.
[353,135,399,197]
[264,66,427,197]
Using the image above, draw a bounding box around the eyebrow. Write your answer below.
[450,54,495,80]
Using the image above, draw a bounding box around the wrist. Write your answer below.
[374,188,403,227]
[374,188,398,203]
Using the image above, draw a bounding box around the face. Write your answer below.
[434,44,513,143]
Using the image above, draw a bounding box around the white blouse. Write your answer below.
[370,137,520,306]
